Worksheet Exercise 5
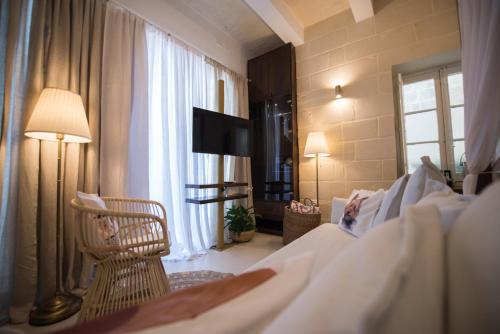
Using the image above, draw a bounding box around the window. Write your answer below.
[399,65,465,181]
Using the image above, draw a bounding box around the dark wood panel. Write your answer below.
[248,56,268,102]
[185,182,248,189]
[268,44,292,97]
[247,43,297,234]
[185,193,248,205]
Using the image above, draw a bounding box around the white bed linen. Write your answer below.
[263,204,444,334]
[136,252,315,334]
[246,223,355,277]
[448,181,500,334]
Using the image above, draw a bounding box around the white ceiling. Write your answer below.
[168,0,284,59]
[283,0,351,27]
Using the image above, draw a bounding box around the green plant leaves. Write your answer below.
[224,206,255,235]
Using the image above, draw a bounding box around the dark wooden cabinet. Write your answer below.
[248,43,298,235]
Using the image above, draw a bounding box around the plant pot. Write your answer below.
[230,230,255,242]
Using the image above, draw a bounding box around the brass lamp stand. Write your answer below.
[29,134,82,326]
[25,88,92,325]
[304,132,330,205]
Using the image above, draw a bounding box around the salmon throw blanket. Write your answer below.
[55,268,276,334]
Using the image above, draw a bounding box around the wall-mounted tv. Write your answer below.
[192,107,252,157]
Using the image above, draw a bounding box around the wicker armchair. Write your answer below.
[70,197,171,322]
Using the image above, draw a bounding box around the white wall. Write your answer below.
[114,0,248,76]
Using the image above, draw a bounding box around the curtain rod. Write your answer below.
[107,0,247,81]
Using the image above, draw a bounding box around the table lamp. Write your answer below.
[304,131,330,205]
[25,88,91,325]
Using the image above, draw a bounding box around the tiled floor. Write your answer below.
[2,232,282,334]
[165,232,283,274]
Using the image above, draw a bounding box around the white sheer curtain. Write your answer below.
[101,3,149,198]
[146,25,249,259]
[459,0,500,174]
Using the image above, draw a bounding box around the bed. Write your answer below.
[58,170,500,334]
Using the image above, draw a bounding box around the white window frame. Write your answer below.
[398,63,463,181]
[440,64,464,181]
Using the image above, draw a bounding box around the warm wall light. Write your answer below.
[334,85,343,99]
[304,132,330,205]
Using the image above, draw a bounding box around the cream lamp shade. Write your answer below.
[25,88,91,143]
[304,131,330,157]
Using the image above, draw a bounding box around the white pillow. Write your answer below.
[400,156,446,214]
[371,175,409,228]
[263,204,444,334]
[76,191,107,209]
[331,197,348,224]
[76,191,119,246]
[338,189,385,237]
[141,253,315,334]
[416,180,474,233]
[422,178,453,197]
[448,181,500,334]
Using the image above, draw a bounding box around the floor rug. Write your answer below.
[168,270,235,292]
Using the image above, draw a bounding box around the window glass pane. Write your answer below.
[453,140,465,174]
[406,143,441,173]
[404,111,439,143]
[403,79,436,113]
[448,73,464,106]
[450,106,464,139]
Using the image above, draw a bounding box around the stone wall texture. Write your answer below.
[296,0,460,222]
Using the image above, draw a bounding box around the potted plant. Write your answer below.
[224,206,255,242]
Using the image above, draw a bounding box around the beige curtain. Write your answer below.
[0,0,34,324]
[100,2,149,198]
[9,0,105,323]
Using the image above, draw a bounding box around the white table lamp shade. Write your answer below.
[304,131,330,157]
[25,88,91,143]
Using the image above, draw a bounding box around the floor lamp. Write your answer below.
[25,88,92,325]
[304,132,330,205]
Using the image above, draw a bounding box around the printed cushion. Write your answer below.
[338,189,385,237]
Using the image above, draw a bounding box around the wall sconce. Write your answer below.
[334,85,343,99]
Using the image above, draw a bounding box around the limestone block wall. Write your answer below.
[296,0,460,222]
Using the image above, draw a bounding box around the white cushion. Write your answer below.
[422,178,453,197]
[462,173,478,195]
[448,181,500,334]
[400,156,446,214]
[76,191,107,209]
[417,180,474,233]
[76,191,119,246]
[338,188,385,237]
[263,204,444,334]
[141,253,315,334]
[372,175,409,227]
[331,197,348,224]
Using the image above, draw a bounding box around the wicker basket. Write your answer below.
[283,206,321,245]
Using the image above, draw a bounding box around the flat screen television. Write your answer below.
[192,107,252,157]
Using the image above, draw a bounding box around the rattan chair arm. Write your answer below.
[70,199,170,254]
[100,197,168,228]
[70,199,162,220]
[102,197,166,214]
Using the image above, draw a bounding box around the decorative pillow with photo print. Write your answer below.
[338,189,385,237]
